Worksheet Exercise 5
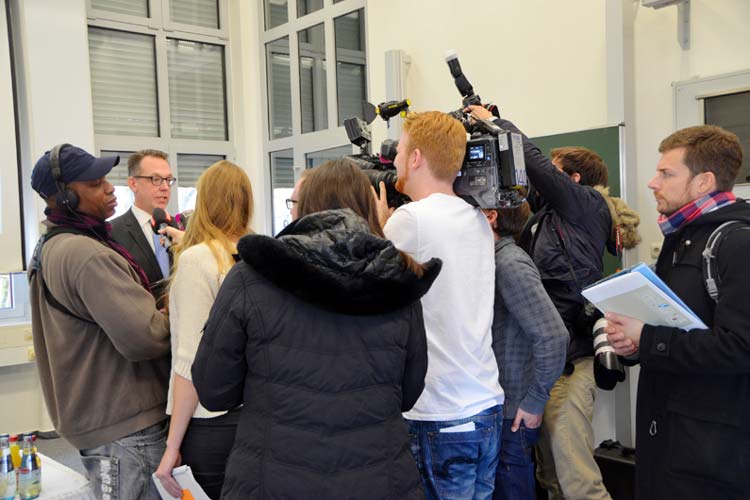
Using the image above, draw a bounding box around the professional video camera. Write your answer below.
[444,51,528,209]
[343,99,412,208]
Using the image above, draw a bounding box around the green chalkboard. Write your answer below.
[530,125,624,275]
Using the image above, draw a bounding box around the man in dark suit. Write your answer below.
[111,149,175,304]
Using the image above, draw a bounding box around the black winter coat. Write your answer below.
[635,201,750,500]
[192,209,441,500]
[498,118,612,361]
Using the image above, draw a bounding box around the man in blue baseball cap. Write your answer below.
[28,144,171,500]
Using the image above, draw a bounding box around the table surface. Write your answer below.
[36,453,95,500]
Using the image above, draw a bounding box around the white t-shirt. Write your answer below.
[384,193,504,421]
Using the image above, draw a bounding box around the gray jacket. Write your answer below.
[29,226,170,449]
[491,237,568,418]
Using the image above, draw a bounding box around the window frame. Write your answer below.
[259,0,367,233]
[87,0,233,216]
[674,69,750,199]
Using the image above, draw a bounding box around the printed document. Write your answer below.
[582,263,707,331]
[153,465,212,500]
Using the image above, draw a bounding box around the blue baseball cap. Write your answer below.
[31,145,120,199]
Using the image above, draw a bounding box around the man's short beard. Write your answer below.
[395,167,409,194]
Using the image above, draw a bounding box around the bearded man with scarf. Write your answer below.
[605,125,750,500]
[28,144,171,500]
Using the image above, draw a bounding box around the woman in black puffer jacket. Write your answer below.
[192,159,441,500]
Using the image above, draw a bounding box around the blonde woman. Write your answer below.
[154,160,253,498]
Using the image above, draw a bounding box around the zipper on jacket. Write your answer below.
[649,420,658,436]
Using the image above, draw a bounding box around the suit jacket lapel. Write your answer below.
[124,209,162,280]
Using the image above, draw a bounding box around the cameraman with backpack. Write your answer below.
[467,106,627,500]
[606,125,750,500]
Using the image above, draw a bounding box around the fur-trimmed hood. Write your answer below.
[237,209,441,315]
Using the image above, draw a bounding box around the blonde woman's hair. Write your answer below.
[171,160,254,281]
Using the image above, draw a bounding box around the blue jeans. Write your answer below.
[407,405,503,500]
[79,421,167,500]
[493,419,541,500]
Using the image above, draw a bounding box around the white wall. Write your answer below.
[9,0,97,258]
[366,0,610,142]
[633,0,750,262]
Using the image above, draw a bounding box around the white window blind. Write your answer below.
[88,28,159,137]
[335,9,366,124]
[270,149,294,235]
[298,23,327,133]
[91,0,149,18]
[297,0,323,17]
[99,150,133,184]
[177,153,224,212]
[167,39,227,140]
[264,0,288,29]
[266,37,293,139]
[305,145,352,168]
[170,0,220,29]
[177,153,224,186]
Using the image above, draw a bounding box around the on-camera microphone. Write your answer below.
[151,208,179,249]
[445,50,480,106]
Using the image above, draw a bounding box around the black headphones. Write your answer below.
[49,143,79,211]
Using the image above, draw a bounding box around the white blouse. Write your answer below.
[166,242,231,419]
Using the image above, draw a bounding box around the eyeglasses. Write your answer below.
[285,199,298,210]
[133,175,177,187]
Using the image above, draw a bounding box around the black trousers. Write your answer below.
[180,408,240,499]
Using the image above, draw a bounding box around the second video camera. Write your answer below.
[445,51,528,209]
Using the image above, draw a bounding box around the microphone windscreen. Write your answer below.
[151,208,178,233]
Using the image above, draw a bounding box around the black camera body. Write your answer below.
[343,111,410,208]
[455,128,527,209]
[445,52,528,209]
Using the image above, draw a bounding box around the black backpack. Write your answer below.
[702,221,750,302]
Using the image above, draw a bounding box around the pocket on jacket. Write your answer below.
[667,399,742,487]
[427,427,491,498]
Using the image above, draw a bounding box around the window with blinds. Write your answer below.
[169,0,220,29]
[305,145,352,168]
[167,39,227,141]
[264,0,288,30]
[297,0,323,17]
[270,149,294,234]
[335,9,366,125]
[89,0,231,221]
[261,1,365,234]
[176,153,225,211]
[91,0,149,18]
[298,23,327,133]
[100,150,135,219]
[266,37,293,139]
[88,28,159,137]
[100,150,134,185]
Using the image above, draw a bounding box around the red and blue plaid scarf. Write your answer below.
[658,191,737,235]
[45,208,152,292]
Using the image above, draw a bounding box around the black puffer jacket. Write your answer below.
[192,209,441,500]
[498,118,612,362]
[635,201,750,500]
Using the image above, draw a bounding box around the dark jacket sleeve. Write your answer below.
[496,117,603,223]
[192,265,250,411]
[401,302,428,412]
[639,230,750,374]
